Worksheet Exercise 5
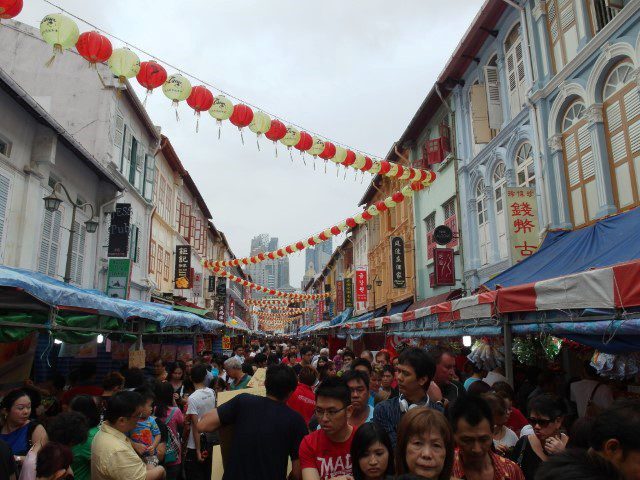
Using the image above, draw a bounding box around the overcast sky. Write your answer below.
[19,0,484,288]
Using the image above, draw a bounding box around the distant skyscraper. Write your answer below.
[304,239,334,276]
[246,233,293,297]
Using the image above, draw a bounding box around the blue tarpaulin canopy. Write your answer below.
[0,266,223,331]
[483,207,640,290]
[388,300,412,316]
[330,307,353,327]
[343,307,387,327]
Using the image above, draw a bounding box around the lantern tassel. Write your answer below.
[45,44,63,68]
[196,112,201,133]
[173,101,180,122]
[143,89,152,107]
[344,169,347,180]
[289,148,293,163]
[239,128,245,145]
[324,160,327,174]
[313,157,316,171]
[217,120,222,140]
[256,135,261,151]
[301,153,307,166]
[274,142,278,158]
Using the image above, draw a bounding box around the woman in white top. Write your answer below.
[483,393,519,455]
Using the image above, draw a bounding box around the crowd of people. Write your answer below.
[0,340,637,480]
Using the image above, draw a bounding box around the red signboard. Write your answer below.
[356,269,367,302]
[317,298,325,323]
[336,280,344,313]
[434,248,455,286]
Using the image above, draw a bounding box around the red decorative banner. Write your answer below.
[356,269,368,302]
[317,298,325,323]
[336,280,344,313]
[434,248,455,286]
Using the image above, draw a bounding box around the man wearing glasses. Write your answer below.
[92,391,166,480]
[299,377,355,480]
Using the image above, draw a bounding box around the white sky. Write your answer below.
[18,0,484,288]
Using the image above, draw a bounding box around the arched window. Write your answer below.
[602,61,640,211]
[476,180,491,266]
[546,0,579,72]
[492,163,508,259]
[562,100,596,226]
[504,23,526,119]
[515,143,535,187]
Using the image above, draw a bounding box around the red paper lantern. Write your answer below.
[229,104,253,128]
[187,86,214,112]
[136,61,167,96]
[265,119,287,142]
[294,131,313,152]
[343,149,356,166]
[319,142,337,160]
[76,31,112,67]
[0,0,22,20]
[363,157,373,171]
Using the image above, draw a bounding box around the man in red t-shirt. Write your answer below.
[299,377,355,480]
[287,366,318,425]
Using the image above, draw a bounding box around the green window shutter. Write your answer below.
[129,137,138,185]
[143,154,155,201]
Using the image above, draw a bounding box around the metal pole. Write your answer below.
[503,315,514,386]
[63,202,77,284]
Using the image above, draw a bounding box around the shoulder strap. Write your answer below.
[166,407,177,423]
[516,436,529,466]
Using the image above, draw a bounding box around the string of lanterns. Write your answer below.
[212,266,330,300]
[251,307,313,315]
[204,178,433,270]
[245,299,291,307]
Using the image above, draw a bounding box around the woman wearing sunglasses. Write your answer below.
[510,394,568,480]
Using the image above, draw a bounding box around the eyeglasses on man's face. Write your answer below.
[314,406,347,419]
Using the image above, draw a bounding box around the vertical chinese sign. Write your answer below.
[317,297,324,323]
[433,248,455,286]
[106,258,131,299]
[356,269,367,310]
[174,245,191,289]
[192,272,202,297]
[215,280,226,322]
[506,187,540,262]
[344,278,354,308]
[336,280,344,313]
[229,298,235,320]
[390,236,406,288]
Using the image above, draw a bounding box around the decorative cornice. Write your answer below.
[548,135,563,153]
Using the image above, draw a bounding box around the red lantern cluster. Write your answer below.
[265,120,287,142]
[229,104,254,128]
[76,31,112,67]
[295,132,313,152]
[0,0,22,20]
[137,61,167,94]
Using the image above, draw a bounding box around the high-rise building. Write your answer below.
[247,233,294,297]
[304,238,334,275]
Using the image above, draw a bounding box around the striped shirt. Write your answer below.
[452,449,525,480]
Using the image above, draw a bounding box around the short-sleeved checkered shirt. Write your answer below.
[452,449,525,480]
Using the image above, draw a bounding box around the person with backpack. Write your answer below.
[154,382,184,480]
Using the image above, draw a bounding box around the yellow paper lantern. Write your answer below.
[209,95,234,121]
[332,146,348,164]
[40,14,79,66]
[107,47,141,86]
[281,126,301,148]
[353,153,367,169]
[307,137,325,157]
[163,74,192,107]
[249,111,272,135]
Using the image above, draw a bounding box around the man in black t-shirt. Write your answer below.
[199,364,308,480]
[0,439,16,480]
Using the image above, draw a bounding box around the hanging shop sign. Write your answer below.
[229,298,235,320]
[215,280,226,322]
[192,271,202,297]
[391,236,406,288]
[317,298,324,323]
[344,278,354,308]
[174,245,191,289]
[506,187,540,262]
[356,269,367,302]
[222,335,231,350]
[208,275,215,293]
[433,225,453,246]
[336,280,344,312]
[433,248,455,286]
[106,258,131,299]
[107,203,131,258]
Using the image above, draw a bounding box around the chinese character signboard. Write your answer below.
[356,269,367,302]
[215,280,226,322]
[229,298,235,320]
[344,278,354,308]
[317,298,324,323]
[174,245,191,289]
[192,272,202,297]
[390,236,406,288]
[336,280,344,313]
[506,187,540,262]
[208,275,215,293]
[222,336,231,350]
[107,203,131,258]
[433,248,455,286]
[106,258,131,299]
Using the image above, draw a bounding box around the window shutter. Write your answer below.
[471,84,492,144]
[483,66,503,129]
[121,127,131,174]
[149,241,156,274]
[70,221,86,285]
[0,172,11,258]
[143,154,155,201]
[129,225,139,263]
[605,0,624,8]
[164,251,170,281]
[129,137,138,185]
[38,207,62,277]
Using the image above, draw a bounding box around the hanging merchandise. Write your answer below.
[512,337,537,366]
[75,31,112,68]
[205,178,434,268]
[186,86,214,132]
[591,351,640,380]
[209,95,234,138]
[513,335,563,366]
[0,0,22,20]
[248,111,272,149]
[136,61,167,104]
[467,338,504,371]
[108,47,141,87]
[40,14,80,66]
[163,73,192,120]
[229,104,254,144]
